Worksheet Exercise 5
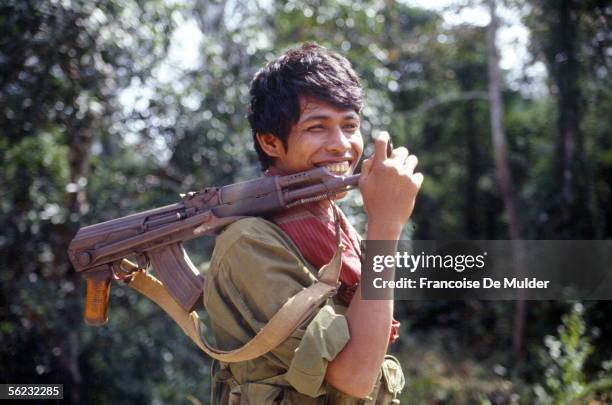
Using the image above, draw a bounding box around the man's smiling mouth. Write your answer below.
[317,161,351,175]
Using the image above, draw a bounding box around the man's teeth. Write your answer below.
[324,162,350,174]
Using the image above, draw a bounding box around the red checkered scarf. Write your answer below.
[266,169,400,343]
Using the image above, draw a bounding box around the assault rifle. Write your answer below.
[68,167,362,326]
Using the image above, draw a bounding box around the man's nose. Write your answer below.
[327,126,352,153]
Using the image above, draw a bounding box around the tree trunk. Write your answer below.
[55,123,95,403]
[465,100,481,238]
[553,0,592,237]
[486,0,526,360]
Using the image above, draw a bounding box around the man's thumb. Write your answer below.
[360,157,373,177]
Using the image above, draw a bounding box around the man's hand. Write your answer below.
[359,131,424,238]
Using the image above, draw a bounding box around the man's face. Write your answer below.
[262,97,364,175]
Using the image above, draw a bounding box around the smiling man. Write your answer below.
[204,43,423,404]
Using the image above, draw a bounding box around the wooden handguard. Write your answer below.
[148,243,204,312]
[84,269,112,325]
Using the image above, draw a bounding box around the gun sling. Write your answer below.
[126,239,344,363]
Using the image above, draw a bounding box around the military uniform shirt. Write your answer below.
[204,217,404,404]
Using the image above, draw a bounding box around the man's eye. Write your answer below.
[307,125,325,132]
[343,124,358,132]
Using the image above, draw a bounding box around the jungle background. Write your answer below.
[1,0,610,403]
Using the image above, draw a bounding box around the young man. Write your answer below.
[204,43,423,404]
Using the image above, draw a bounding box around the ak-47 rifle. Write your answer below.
[68,167,362,326]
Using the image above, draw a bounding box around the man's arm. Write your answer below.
[325,132,423,398]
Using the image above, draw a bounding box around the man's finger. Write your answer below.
[405,155,418,173]
[361,157,373,176]
[413,172,424,189]
[392,147,409,162]
[373,131,392,165]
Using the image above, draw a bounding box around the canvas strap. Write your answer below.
[126,218,344,363]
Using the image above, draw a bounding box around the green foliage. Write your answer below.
[523,0,611,238]
[534,303,612,404]
[2,130,69,223]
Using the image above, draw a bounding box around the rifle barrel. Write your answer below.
[283,174,360,203]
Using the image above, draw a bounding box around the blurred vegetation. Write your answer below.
[0,0,610,403]
[533,303,612,404]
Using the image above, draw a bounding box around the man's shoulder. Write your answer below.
[211,217,303,265]
[206,216,317,297]
[215,217,284,246]
[219,216,279,237]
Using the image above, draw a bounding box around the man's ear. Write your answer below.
[256,133,286,159]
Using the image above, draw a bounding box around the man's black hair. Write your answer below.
[248,42,363,170]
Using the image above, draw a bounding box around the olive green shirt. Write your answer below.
[204,217,404,404]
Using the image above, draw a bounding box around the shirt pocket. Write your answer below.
[230,382,282,405]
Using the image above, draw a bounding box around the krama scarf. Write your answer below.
[266,168,400,343]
